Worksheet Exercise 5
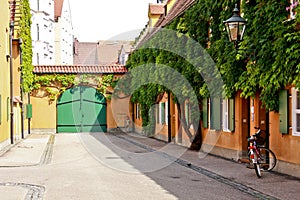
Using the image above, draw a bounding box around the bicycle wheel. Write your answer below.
[254,163,262,178]
[257,147,277,171]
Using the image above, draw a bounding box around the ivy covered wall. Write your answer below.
[18,0,34,93]
[126,0,300,130]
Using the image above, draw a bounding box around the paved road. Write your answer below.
[0,132,299,200]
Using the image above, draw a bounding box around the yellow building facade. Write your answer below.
[0,0,12,149]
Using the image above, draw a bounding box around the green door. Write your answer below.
[57,86,107,133]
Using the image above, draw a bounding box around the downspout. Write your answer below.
[167,91,171,143]
[28,93,31,134]
[19,38,24,139]
[9,21,14,144]
[132,102,135,133]
[266,111,270,149]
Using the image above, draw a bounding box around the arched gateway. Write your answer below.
[57,86,107,133]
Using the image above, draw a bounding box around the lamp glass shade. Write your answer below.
[225,21,246,42]
[223,4,246,44]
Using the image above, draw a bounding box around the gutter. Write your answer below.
[9,21,14,144]
[18,38,24,139]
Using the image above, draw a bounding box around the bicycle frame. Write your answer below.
[248,130,262,178]
[249,145,257,164]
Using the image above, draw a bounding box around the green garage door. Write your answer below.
[57,86,107,133]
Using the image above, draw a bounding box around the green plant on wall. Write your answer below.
[18,0,34,93]
[32,74,76,101]
[235,0,299,111]
[128,0,300,125]
[32,74,118,101]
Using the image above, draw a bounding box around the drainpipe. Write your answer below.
[132,102,135,133]
[266,111,270,149]
[28,93,31,134]
[9,21,14,144]
[167,91,171,143]
[19,38,24,139]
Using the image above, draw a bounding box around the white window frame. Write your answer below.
[292,88,300,136]
[222,99,230,132]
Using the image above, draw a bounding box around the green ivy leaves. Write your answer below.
[19,0,34,93]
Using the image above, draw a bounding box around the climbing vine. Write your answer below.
[18,0,34,93]
[127,0,300,128]
[235,0,296,111]
[32,74,117,101]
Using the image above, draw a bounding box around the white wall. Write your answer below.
[55,0,73,65]
[30,0,55,65]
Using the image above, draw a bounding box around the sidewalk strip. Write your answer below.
[39,134,55,165]
[113,133,278,200]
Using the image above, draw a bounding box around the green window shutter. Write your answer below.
[211,98,221,131]
[26,104,32,119]
[161,103,165,124]
[279,90,289,134]
[202,99,208,128]
[185,102,189,125]
[229,98,235,132]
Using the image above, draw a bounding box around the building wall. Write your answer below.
[165,0,176,14]
[198,92,249,160]
[12,40,23,141]
[0,0,11,148]
[55,0,73,65]
[30,96,56,133]
[269,87,300,177]
[107,95,132,131]
[30,0,55,65]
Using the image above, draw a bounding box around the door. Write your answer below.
[57,86,107,133]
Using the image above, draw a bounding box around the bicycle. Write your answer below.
[247,127,277,178]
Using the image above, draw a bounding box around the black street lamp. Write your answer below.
[223,4,246,49]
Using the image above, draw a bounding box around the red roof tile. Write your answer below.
[54,0,64,22]
[33,65,128,74]
[149,4,165,15]
[137,0,195,47]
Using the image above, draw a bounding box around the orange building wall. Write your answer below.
[107,96,132,131]
[269,111,300,165]
[201,94,249,160]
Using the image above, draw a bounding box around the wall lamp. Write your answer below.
[223,4,247,49]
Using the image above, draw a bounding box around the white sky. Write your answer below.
[69,0,156,42]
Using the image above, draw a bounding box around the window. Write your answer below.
[292,88,300,136]
[37,53,40,65]
[206,98,234,132]
[37,24,40,40]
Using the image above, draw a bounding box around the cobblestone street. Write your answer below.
[0,132,300,200]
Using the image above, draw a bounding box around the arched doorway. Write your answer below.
[57,86,107,133]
